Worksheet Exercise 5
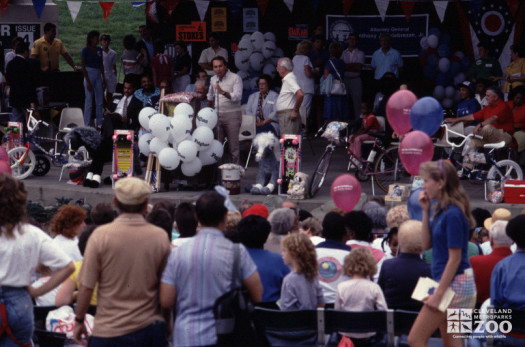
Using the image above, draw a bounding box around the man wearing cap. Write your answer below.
[470,220,513,307]
[73,177,171,345]
[480,208,513,255]
[160,191,262,347]
[242,204,269,219]
[456,81,481,118]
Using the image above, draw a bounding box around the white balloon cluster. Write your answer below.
[235,32,283,91]
[137,105,223,176]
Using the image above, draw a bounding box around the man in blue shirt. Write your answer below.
[371,33,403,81]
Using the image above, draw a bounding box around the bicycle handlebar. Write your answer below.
[26,109,49,133]
[441,122,482,148]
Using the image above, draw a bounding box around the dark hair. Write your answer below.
[477,41,490,50]
[141,73,153,82]
[100,33,111,42]
[44,23,56,34]
[90,203,114,225]
[298,209,312,222]
[322,212,347,241]
[471,208,491,229]
[211,56,227,66]
[328,42,343,58]
[344,211,373,242]
[152,200,176,220]
[153,38,165,55]
[14,42,29,55]
[382,227,398,252]
[0,173,28,238]
[195,191,227,226]
[146,208,173,241]
[115,199,147,213]
[174,202,197,237]
[238,215,271,248]
[313,35,324,43]
[123,74,139,89]
[209,33,219,41]
[175,41,187,51]
[78,224,97,255]
[349,32,359,41]
[506,215,525,248]
[86,30,100,46]
[256,74,272,89]
[139,24,147,30]
[123,34,137,50]
[509,85,525,101]
[11,36,23,48]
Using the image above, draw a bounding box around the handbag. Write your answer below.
[329,60,347,96]
[213,244,258,347]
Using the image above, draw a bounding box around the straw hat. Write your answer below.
[484,208,512,230]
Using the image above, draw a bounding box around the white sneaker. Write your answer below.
[457,169,463,178]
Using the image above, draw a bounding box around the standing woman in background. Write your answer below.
[292,40,315,124]
[322,42,349,121]
[0,173,74,346]
[81,30,105,127]
[408,160,476,347]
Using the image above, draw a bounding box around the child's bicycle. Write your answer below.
[308,122,409,198]
[6,109,90,180]
[440,122,523,196]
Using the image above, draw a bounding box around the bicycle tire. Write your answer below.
[373,147,410,193]
[32,154,51,177]
[486,159,523,193]
[8,147,36,180]
[309,149,333,198]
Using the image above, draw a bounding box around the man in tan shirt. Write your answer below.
[73,177,171,346]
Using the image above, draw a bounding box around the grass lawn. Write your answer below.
[57,0,145,80]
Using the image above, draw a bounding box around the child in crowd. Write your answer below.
[349,102,380,164]
[280,233,324,310]
[335,248,388,345]
[100,33,117,106]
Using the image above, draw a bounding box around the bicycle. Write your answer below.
[439,122,523,195]
[308,123,409,198]
[6,109,90,180]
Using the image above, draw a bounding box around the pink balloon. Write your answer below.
[399,131,434,175]
[0,160,12,175]
[331,174,362,212]
[386,90,418,135]
[0,146,7,162]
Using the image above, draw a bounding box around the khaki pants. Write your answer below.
[470,125,512,151]
[217,110,242,164]
[277,109,301,135]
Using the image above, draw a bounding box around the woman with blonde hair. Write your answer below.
[293,40,315,124]
[408,160,476,347]
[280,233,324,310]
[0,173,74,346]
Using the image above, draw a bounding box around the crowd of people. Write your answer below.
[1,168,525,346]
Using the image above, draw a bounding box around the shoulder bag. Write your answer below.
[329,59,347,96]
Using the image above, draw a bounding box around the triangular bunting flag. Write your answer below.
[506,0,519,19]
[283,0,293,13]
[67,1,82,22]
[375,0,388,21]
[433,1,448,22]
[32,0,45,18]
[256,0,269,17]
[0,0,9,15]
[342,0,354,16]
[229,0,242,20]
[469,0,483,18]
[164,0,179,15]
[99,2,114,22]
[194,0,209,21]
[131,1,146,10]
[400,1,415,22]
[312,0,319,13]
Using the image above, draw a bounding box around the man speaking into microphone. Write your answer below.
[207,56,243,164]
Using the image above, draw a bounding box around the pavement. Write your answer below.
[20,136,525,218]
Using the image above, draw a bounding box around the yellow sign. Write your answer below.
[211,7,227,32]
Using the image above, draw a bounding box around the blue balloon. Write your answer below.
[428,27,441,38]
[435,71,452,86]
[439,33,451,46]
[460,56,471,72]
[410,97,444,136]
[427,54,439,67]
[449,61,461,76]
[423,65,436,80]
[437,44,451,58]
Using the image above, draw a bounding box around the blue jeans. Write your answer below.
[0,286,34,347]
[84,66,103,127]
[88,320,167,347]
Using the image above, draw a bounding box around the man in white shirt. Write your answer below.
[199,34,229,76]
[342,33,365,119]
[207,56,243,164]
[276,57,304,135]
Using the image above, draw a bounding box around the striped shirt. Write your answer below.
[161,227,257,346]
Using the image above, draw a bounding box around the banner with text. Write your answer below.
[175,22,206,42]
[326,14,428,57]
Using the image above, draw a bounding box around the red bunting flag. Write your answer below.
[164,0,179,15]
[99,1,114,22]
[256,0,269,17]
[342,0,354,16]
[400,1,415,22]
[0,0,9,15]
[506,0,519,19]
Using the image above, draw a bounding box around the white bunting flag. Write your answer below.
[67,1,82,22]
[195,0,209,22]
[375,0,388,21]
[433,1,448,23]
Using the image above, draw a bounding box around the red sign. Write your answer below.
[176,22,206,42]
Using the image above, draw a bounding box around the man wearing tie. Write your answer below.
[207,56,243,164]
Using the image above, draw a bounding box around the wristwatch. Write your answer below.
[75,316,84,324]
[221,91,226,96]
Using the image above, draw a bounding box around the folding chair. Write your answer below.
[239,112,257,169]
[55,107,84,154]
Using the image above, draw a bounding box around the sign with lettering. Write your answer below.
[0,23,40,50]
[288,24,308,41]
[243,8,258,33]
[211,7,227,32]
[326,15,428,57]
[176,22,206,42]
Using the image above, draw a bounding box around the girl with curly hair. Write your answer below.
[50,205,87,261]
[280,233,324,310]
[0,173,74,346]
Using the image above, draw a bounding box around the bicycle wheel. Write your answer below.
[309,149,333,198]
[486,159,523,193]
[32,154,51,176]
[374,147,410,193]
[8,147,36,180]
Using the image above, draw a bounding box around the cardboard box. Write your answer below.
[504,180,525,204]
[385,184,411,202]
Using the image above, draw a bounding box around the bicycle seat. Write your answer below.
[483,141,506,149]
[368,132,385,139]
